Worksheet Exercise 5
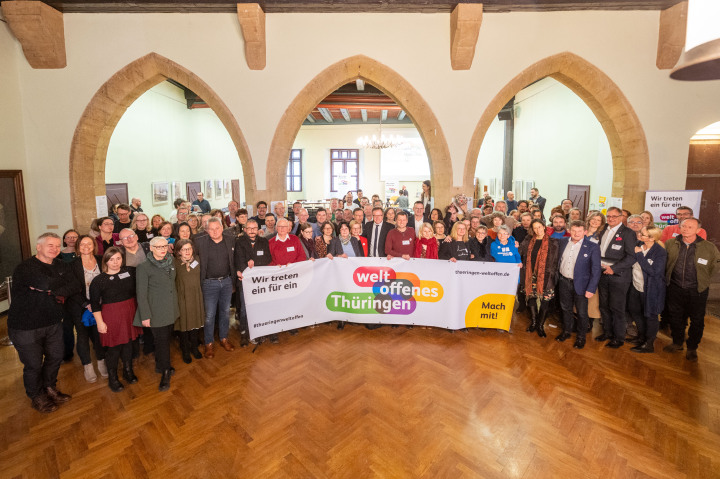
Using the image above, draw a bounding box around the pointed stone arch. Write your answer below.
[69,52,256,228]
[264,55,453,202]
[463,52,649,212]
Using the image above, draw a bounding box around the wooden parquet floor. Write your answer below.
[1,313,719,479]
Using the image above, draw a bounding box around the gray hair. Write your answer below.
[37,232,61,244]
[119,228,135,240]
[497,225,512,235]
[207,217,223,228]
[149,236,168,247]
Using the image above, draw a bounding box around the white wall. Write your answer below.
[289,123,426,202]
[512,78,612,210]
[105,81,245,218]
[3,10,720,238]
[475,116,505,196]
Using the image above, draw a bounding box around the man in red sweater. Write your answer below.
[385,211,416,260]
[269,218,306,265]
[660,206,707,242]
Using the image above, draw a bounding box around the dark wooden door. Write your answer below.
[567,184,590,218]
[0,171,31,301]
[105,183,128,212]
[686,141,720,249]
[186,182,201,203]
[231,179,240,204]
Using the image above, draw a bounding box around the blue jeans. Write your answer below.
[202,276,233,344]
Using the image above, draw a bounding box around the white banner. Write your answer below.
[644,190,703,228]
[242,258,520,340]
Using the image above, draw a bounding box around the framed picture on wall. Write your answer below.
[204,179,213,199]
[171,181,183,202]
[215,179,223,199]
[152,181,169,205]
[224,179,231,197]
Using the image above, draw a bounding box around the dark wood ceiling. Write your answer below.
[305,82,412,126]
[41,0,682,13]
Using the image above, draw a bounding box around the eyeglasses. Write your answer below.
[180,247,193,252]
[120,234,136,241]
[606,214,621,218]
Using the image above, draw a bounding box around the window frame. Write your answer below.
[330,148,359,193]
[287,148,303,192]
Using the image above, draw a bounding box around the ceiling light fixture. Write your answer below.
[671,0,720,81]
[357,112,404,149]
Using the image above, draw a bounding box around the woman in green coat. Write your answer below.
[173,238,204,363]
[135,236,179,392]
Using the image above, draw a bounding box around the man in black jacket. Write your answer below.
[362,207,393,258]
[8,233,80,413]
[595,206,638,348]
[234,219,273,346]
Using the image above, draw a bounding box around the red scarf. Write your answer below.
[524,236,549,296]
[414,237,438,259]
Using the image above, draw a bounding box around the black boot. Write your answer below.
[189,329,202,359]
[123,362,138,384]
[108,369,124,393]
[526,301,538,333]
[630,340,654,353]
[179,331,192,364]
[159,369,172,392]
[536,302,548,338]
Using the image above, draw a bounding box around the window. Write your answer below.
[287,149,302,192]
[330,149,359,193]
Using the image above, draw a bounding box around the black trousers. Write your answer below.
[152,324,174,372]
[557,276,589,337]
[9,323,64,399]
[626,286,659,342]
[105,342,132,372]
[235,283,249,335]
[71,309,105,365]
[666,283,709,350]
[598,274,631,341]
[62,314,75,360]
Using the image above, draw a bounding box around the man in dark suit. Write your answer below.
[362,207,394,258]
[595,206,637,348]
[529,187,546,215]
[407,201,429,236]
[556,221,602,349]
[194,217,236,358]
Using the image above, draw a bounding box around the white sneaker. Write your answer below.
[96,359,108,378]
[84,363,98,383]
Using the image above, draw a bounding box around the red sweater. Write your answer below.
[269,234,306,265]
[385,228,416,257]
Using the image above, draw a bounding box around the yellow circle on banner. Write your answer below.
[464,294,516,330]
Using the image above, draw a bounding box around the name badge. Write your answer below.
[257,250,264,256]
[190,260,199,269]
[402,240,410,245]
[147,233,154,239]
[118,272,130,279]
[611,244,622,250]
[698,258,708,265]
[672,233,679,237]
[287,246,295,252]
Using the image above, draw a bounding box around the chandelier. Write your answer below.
[357,113,404,149]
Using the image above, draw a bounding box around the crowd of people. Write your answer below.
[6,183,719,414]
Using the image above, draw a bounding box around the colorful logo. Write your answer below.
[464,293,516,329]
[326,266,443,315]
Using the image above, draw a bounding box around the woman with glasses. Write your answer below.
[350,220,368,257]
[469,225,494,262]
[298,222,318,260]
[627,225,666,353]
[315,221,335,258]
[89,247,140,392]
[94,216,121,255]
[135,237,179,391]
[173,239,204,362]
[131,213,154,243]
[187,214,201,236]
[60,229,79,263]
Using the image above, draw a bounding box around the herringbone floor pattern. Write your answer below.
[1,313,719,479]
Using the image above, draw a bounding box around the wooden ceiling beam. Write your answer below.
[2,1,66,69]
[656,0,687,70]
[361,109,368,123]
[318,108,334,122]
[43,1,683,14]
[340,108,351,121]
[398,110,406,120]
[450,3,483,70]
[237,3,266,70]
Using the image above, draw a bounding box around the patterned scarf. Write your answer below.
[524,235,549,296]
[148,252,174,274]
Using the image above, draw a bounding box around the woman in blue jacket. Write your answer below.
[627,225,667,353]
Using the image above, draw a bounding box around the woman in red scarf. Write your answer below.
[413,222,439,259]
[518,219,559,337]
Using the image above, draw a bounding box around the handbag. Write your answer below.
[81,308,97,327]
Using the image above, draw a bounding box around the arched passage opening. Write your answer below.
[69,52,256,229]
[463,52,649,214]
[687,121,720,248]
[265,55,453,204]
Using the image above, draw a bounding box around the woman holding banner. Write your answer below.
[518,220,559,338]
[440,222,471,262]
[413,223,439,259]
[328,222,364,330]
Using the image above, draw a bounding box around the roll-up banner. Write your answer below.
[243,258,520,340]
[644,190,703,228]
